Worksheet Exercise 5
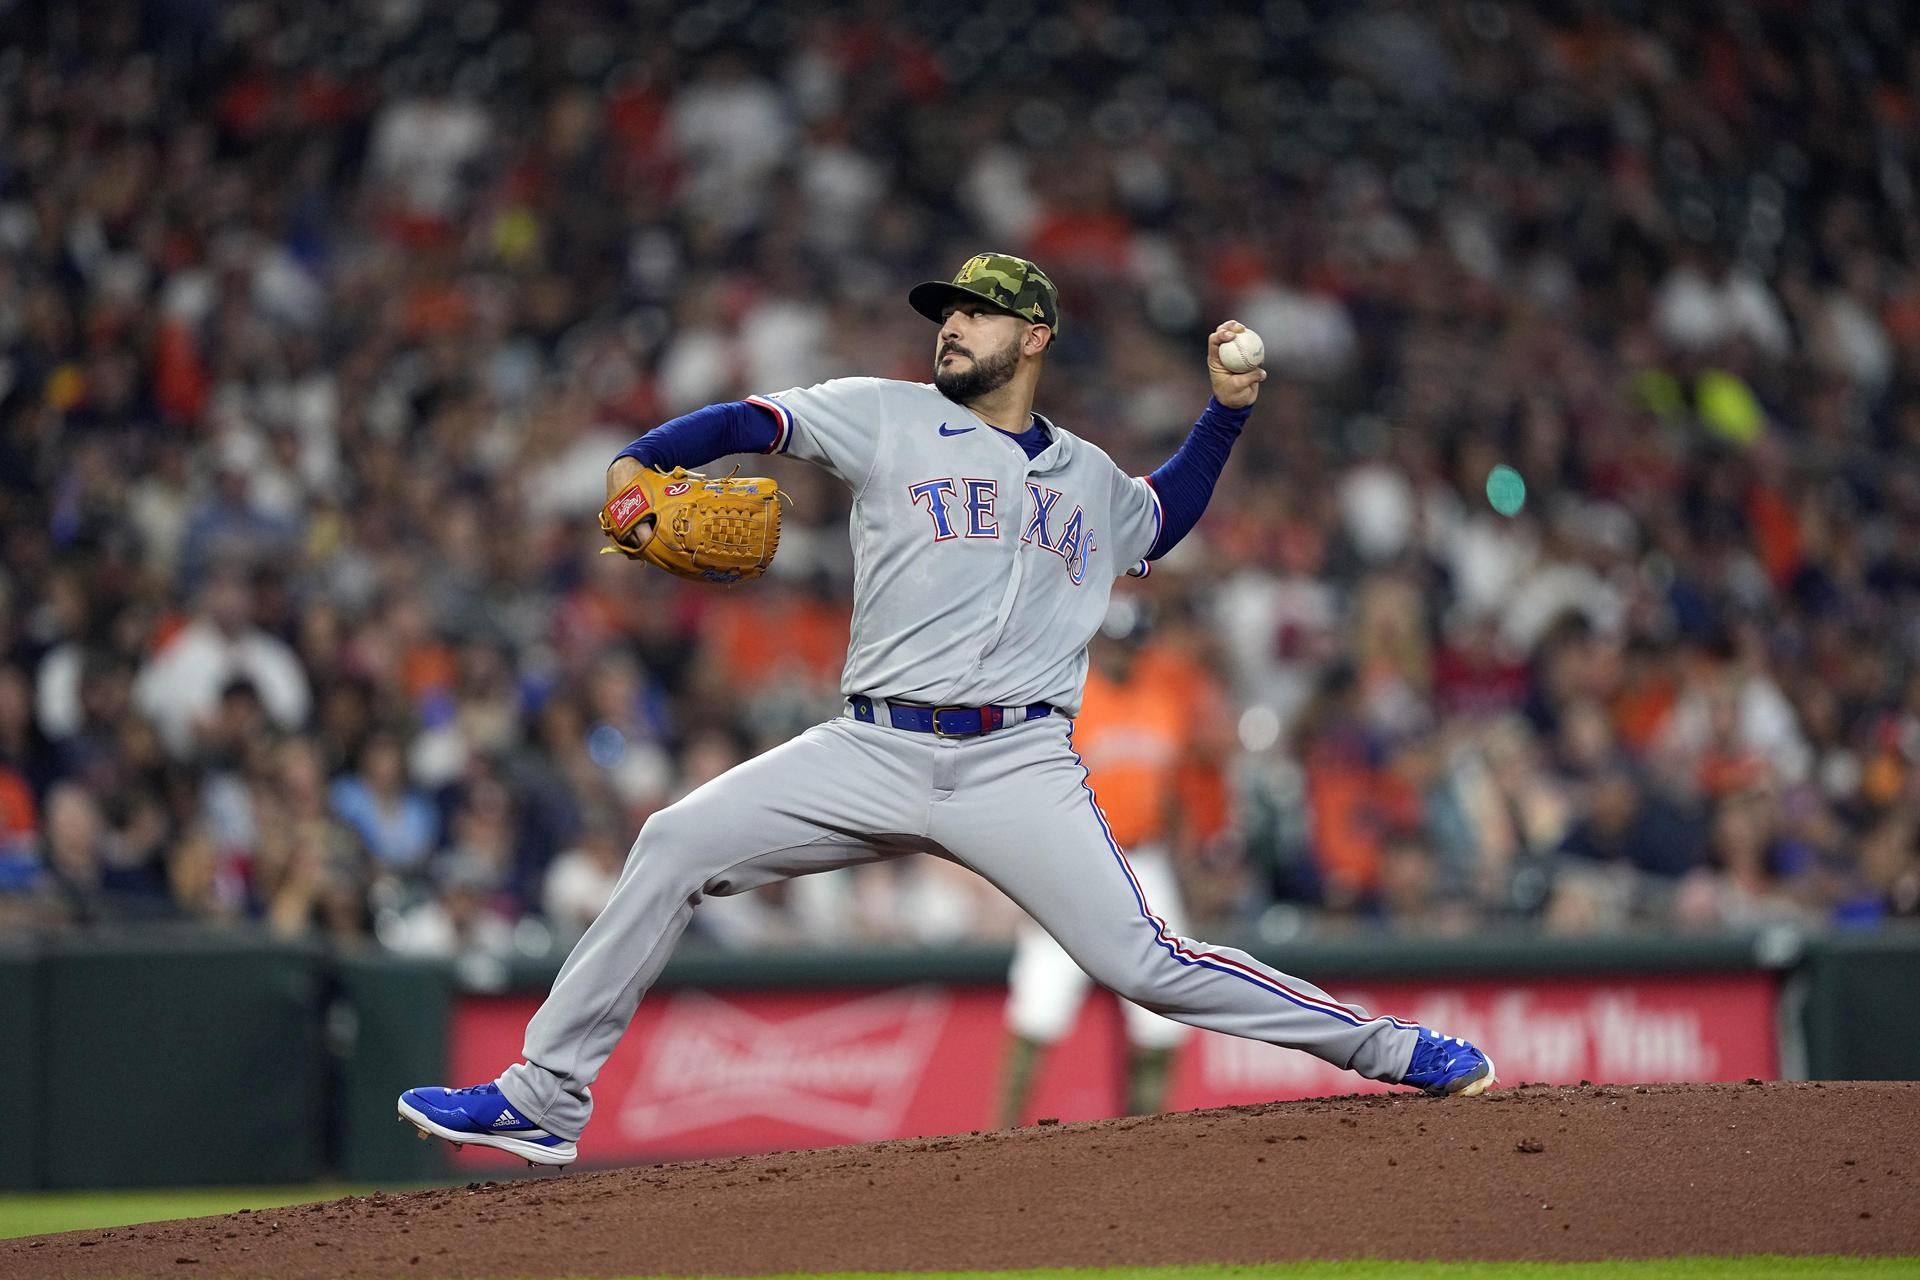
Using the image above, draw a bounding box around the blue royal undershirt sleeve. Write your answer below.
[1143,397,1251,560]
[611,401,783,472]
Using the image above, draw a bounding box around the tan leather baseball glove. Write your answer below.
[598,466,784,584]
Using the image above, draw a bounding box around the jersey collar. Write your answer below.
[1024,411,1072,471]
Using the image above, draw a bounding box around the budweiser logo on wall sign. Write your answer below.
[616,988,954,1143]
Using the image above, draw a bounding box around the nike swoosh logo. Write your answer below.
[937,423,976,437]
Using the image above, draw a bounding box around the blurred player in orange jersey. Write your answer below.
[998,595,1224,1125]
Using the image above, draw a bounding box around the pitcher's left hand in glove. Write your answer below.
[599,465,785,584]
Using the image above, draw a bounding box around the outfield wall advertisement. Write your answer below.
[449,972,1778,1167]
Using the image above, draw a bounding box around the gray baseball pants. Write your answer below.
[497,712,1421,1140]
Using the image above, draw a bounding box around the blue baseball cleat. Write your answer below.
[1401,1028,1497,1097]
[398,1083,578,1166]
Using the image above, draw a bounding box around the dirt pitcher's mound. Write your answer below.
[8,1081,1918,1278]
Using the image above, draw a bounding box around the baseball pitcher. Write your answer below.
[400,253,1495,1166]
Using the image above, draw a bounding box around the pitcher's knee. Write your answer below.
[1125,978,1186,1013]
[630,803,718,886]
[1095,954,1188,1012]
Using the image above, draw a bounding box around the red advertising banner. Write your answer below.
[449,972,1777,1168]
[1165,974,1779,1110]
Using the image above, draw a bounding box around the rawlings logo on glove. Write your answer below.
[599,466,785,584]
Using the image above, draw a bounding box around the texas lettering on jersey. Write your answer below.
[745,378,1162,713]
[908,477,1096,585]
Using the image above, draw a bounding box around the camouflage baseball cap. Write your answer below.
[909,253,1061,336]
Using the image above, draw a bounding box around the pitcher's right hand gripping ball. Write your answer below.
[1207,320,1266,408]
[598,466,785,584]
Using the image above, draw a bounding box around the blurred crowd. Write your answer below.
[3,0,1919,970]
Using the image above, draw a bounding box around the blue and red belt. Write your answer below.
[847,695,1057,737]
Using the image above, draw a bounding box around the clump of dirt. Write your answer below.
[6,1081,1916,1278]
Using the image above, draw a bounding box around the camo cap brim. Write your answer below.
[909,252,1060,337]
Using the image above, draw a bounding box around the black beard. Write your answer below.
[933,340,1020,404]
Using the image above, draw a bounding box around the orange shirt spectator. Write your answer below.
[700,587,850,690]
[1076,660,1189,852]
[0,765,36,852]
[1134,641,1234,845]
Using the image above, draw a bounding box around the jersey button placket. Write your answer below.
[973,461,1032,668]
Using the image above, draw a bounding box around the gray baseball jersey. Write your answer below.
[745,378,1160,715]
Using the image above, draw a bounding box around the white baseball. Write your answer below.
[1219,327,1265,374]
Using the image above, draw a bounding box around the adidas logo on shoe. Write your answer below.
[492,1108,520,1128]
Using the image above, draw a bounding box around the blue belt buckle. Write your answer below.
[930,705,974,737]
